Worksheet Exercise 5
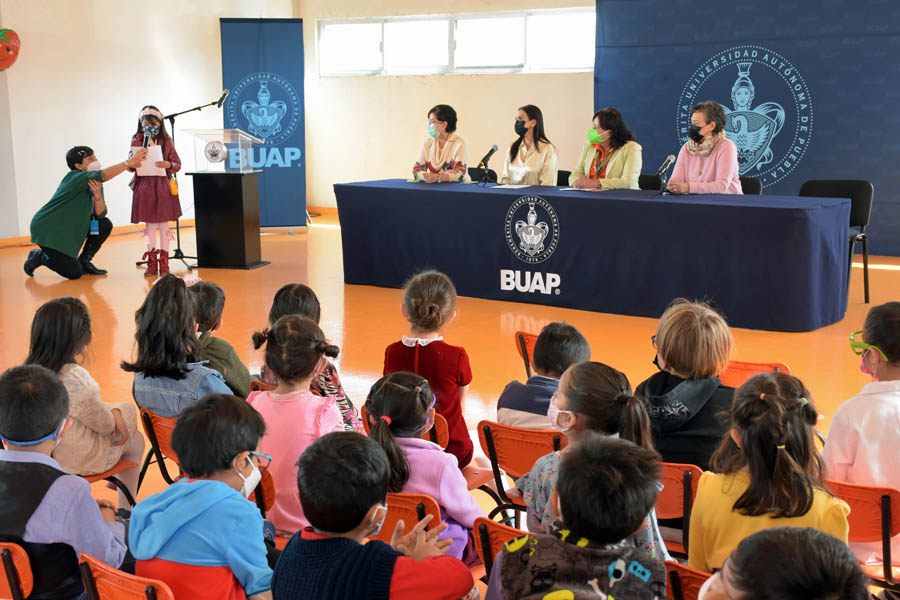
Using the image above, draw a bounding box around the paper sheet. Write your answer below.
[493,184,531,189]
[559,187,606,192]
[130,145,167,177]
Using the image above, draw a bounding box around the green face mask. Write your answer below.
[427,123,439,139]
[588,128,604,145]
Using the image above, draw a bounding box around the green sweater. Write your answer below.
[31,169,106,258]
[198,331,251,399]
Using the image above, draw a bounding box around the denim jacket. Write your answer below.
[133,362,231,418]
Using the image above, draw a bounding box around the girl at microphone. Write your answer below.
[129,105,182,276]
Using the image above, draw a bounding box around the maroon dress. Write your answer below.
[129,132,182,223]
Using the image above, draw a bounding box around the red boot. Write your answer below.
[157,249,170,276]
[143,250,158,277]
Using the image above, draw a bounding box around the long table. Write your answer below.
[334,179,850,332]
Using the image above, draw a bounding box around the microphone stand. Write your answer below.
[135,94,226,271]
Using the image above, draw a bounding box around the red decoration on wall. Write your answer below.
[0,29,20,71]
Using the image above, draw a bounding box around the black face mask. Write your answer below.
[688,124,704,143]
[514,119,528,136]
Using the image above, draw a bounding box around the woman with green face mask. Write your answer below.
[413,104,470,183]
[570,108,642,190]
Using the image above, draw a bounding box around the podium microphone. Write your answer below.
[142,132,151,148]
[215,89,230,108]
[478,144,499,168]
[657,154,676,175]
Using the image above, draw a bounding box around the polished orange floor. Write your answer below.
[0,217,898,508]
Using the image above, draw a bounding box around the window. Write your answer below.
[318,8,595,76]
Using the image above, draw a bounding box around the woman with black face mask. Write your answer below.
[499,104,558,186]
[667,100,742,195]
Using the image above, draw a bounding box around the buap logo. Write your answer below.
[225,72,301,146]
[505,196,559,264]
[677,46,813,187]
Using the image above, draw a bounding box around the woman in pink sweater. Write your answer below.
[365,371,485,565]
[668,100,743,195]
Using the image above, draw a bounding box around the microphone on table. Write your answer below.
[657,154,676,175]
[215,89,230,108]
[142,132,151,148]
[478,144,499,168]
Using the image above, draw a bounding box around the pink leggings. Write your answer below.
[144,222,173,253]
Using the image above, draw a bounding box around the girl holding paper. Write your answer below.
[129,105,182,276]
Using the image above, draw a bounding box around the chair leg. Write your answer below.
[862,236,870,304]
[137,449,153,492]
[106,475,137,507]
[847,239,857,301]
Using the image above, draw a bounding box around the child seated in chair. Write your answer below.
[486,433,666,600]
[0,365,128,600]
[272,431,477,600]
[129,394,273,600]
[496,322,591,430]
[189,281,252,398]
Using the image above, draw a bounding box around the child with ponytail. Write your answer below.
[248,315,345,536]
[365,372,486,564]
[516,361,671,561]
[688,372,850,572]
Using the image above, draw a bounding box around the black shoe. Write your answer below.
[79,260,108,275]
[24,249,45,276]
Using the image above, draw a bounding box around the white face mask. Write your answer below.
[235,456,261,498]
[370,505,387,536]
[86,161,102,172]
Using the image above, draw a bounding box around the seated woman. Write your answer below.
[499,104,557,186]
[569,108,642,190]
[412,104,469,183]
[668,100,742,195]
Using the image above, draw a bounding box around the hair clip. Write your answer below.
[414,385,423,393]
[380,416,392,425]
[776,444,786,450]
[760,393,766,400]
[799,397,808,407]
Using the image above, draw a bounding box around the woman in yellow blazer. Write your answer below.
[569,108,642,190]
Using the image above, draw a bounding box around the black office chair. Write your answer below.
[557,170,571,187]
[739,176,762,195]
[639,173,662,191]
[799,179,875,303]
[468,166,498,183]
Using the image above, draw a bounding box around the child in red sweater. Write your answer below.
[383,270,473,468]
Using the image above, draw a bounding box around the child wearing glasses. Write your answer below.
[364,372,486,564]
[824,301,900,566]
[248,315,345,537]
[130,394,274,600]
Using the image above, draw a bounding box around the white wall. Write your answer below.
[0,0,296,237]
[300,0,595,207]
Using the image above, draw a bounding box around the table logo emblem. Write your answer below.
[505,196,559,264]
[677,46,813,186]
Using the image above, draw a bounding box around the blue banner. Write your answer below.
[595,0,900,255]
[220,18,305,227]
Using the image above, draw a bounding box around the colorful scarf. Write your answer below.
[685,130,726,156]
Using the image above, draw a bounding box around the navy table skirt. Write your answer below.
[334,179,850,332]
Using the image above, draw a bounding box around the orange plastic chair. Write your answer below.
[137,409,180,489]
[718,360,790,388]
[249,470,276,517]
[514,331,538,378]
[477,420,567,525]
[370,492,442,545]
[79,553,174,600]
[826,479,900,591]
[656,463,703,556]
[250,380,276,392]
[82,459,139,507]
[473,517,527,580]
[665,560,711,600]
[0,542,32,600]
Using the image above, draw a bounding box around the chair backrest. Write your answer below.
[665,560,711,600]
[370,492,442,544]
[513,331,538,378]
[0,542,33,600]
[826,479,900,543]
[249,470,276,516]
[739,176,762,195]
[79,553,174,600]
[139,409,178,462]
[473,517,527,578]
[360,406,450,449]
[799,179,874,229]
[639,173,662,190]
[249,380,276,392]
[478,420,567,481]
[467,167,498,183]
[557,170,571,187]
[718,360,790,388]
[656,463,703,521]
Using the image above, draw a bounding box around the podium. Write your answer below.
[184,129,269,269]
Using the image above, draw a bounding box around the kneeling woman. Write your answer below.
[413,104,469,183]
[500,105,558,186]
[569,108,642,190]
